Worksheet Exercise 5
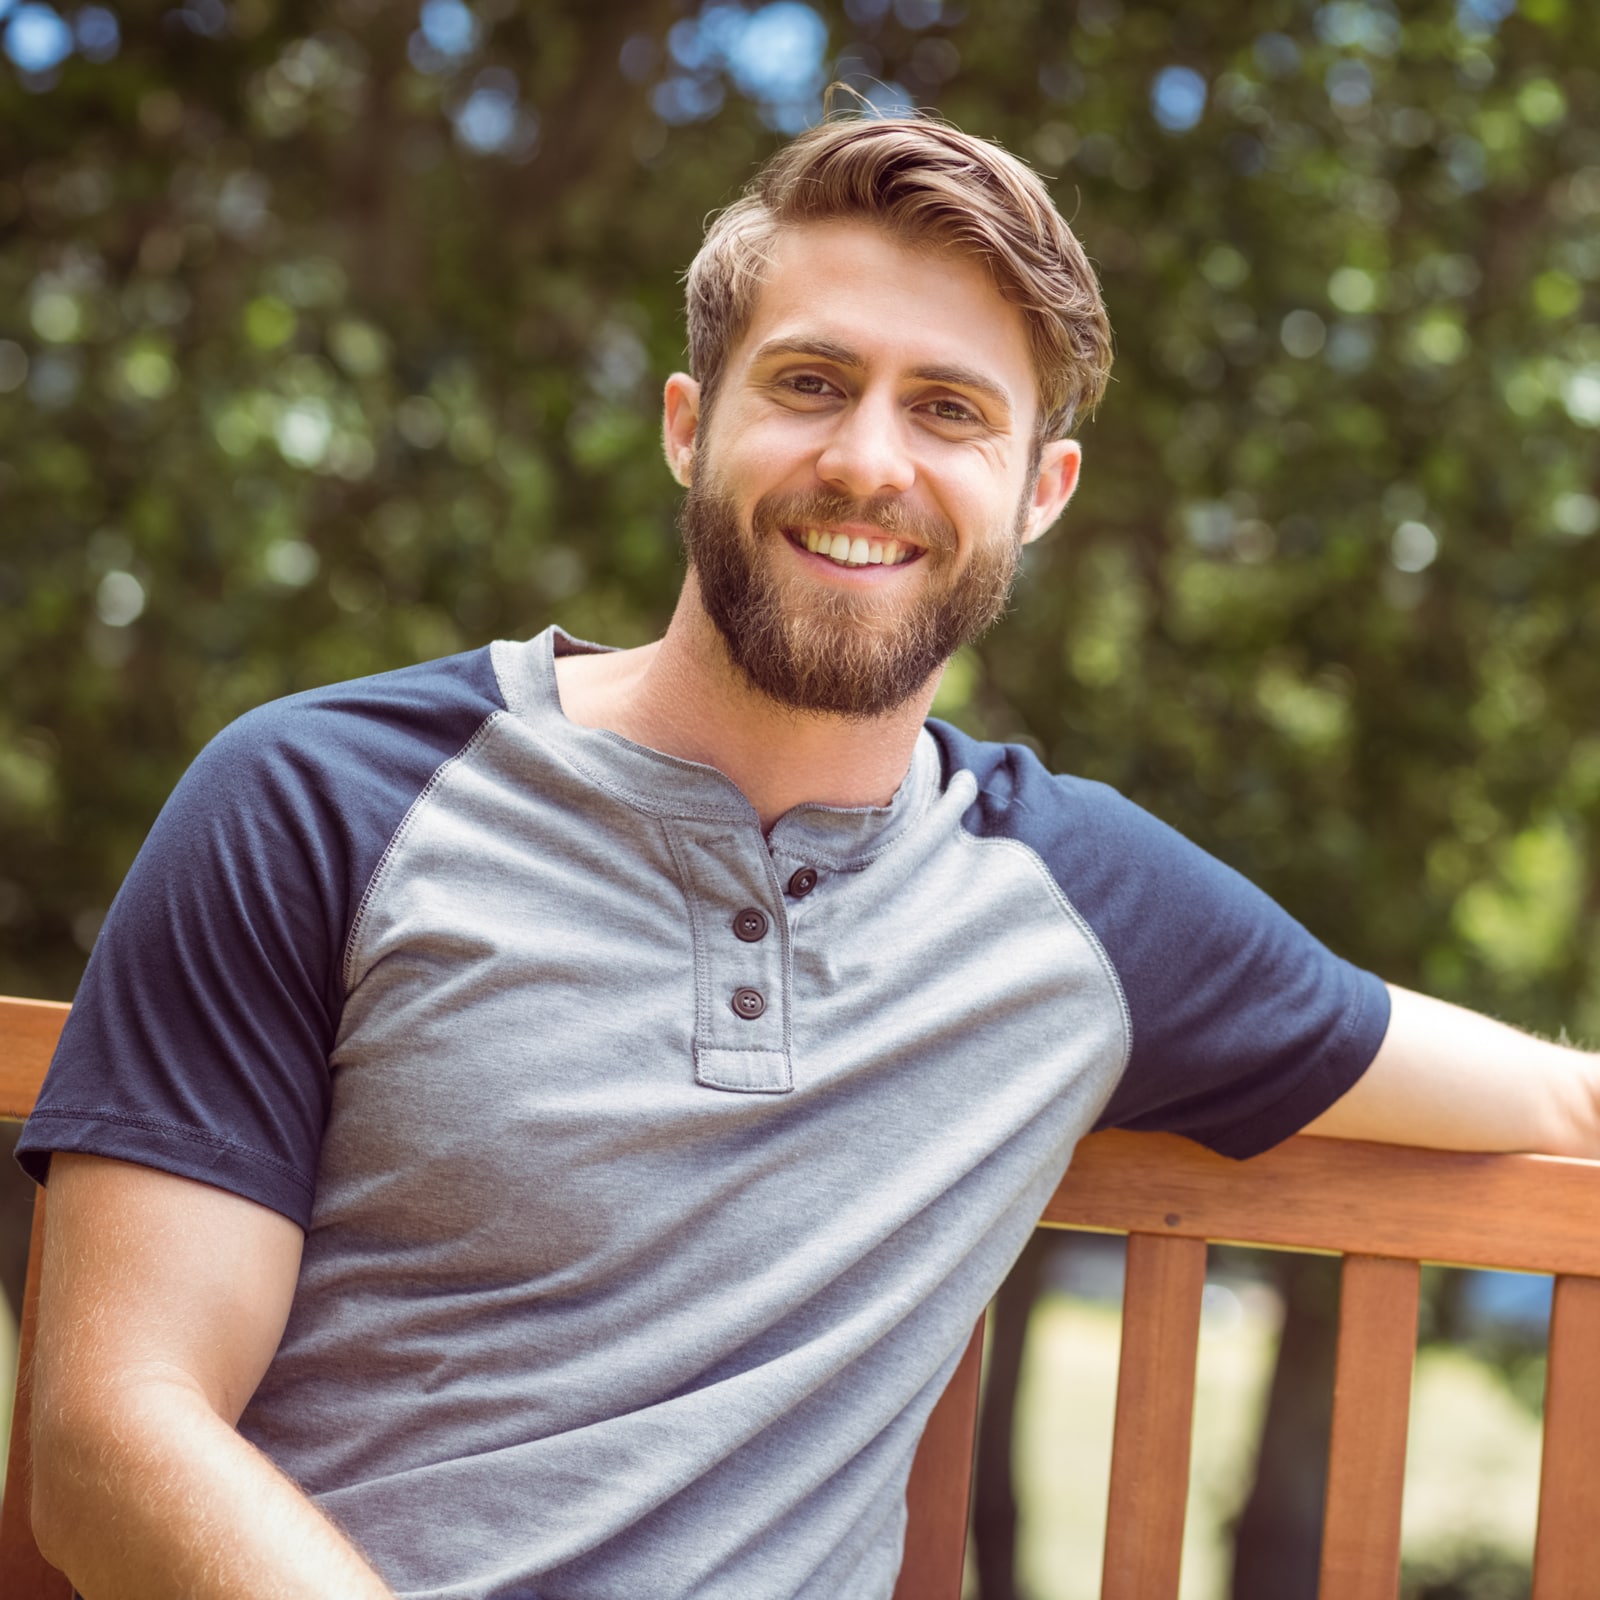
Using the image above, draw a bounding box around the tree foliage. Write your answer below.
[3,0,1597,1038]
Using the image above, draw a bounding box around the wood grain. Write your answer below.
[1532,1274,1600,1597]
[1319,1254,1420,1600]
[0,1192,72,1599]
[0,997,67,1121]
[1100,1233,1206,1600]
[894,1314,986,1600]
[1044,1129,1600,1277]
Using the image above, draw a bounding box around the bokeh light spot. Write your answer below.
[4,3,72,71]
[1151,65,1206,132]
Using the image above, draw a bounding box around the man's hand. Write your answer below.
[29,1154,396,1600]
[1303,983,1600,1157]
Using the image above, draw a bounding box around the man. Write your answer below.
[18,115,1599,1600]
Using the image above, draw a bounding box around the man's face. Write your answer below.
[667,220,1080,719]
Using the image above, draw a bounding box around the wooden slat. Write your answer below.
[1045,1130,1600,1278]
[0,998,68,1121]
[0,1191,72,1599]
[1532,1274,1600,1597]
[1100,1233,1206,1600]
[894,1315,985,1600]
[1319,1254,1420,1600]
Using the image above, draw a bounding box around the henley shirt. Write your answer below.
[20,625,1390,1600]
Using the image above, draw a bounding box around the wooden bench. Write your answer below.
[5,994,1600,1599]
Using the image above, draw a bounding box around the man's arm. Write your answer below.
[29,1154,396,1600]
[1302,983,1600,1157]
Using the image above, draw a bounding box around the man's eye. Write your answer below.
[928,398,979,423]
[785,374,834,396]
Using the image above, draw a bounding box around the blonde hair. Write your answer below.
[684,114,1112,440]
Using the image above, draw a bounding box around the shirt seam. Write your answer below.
[22,1106,316,1194]
[340,710,505,992]
[950,826,1135,1085]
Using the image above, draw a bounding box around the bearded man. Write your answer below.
[19,115,1600,1600]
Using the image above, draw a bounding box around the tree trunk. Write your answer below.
[1230,1252,1341,1600]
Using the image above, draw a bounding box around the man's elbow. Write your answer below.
[29,1400,99,1574]
[27,1372,201,1576]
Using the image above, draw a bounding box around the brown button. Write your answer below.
[787,867,818,898]
[732,907,769,943]
[732,987,766,1020]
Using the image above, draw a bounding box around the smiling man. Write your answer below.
[18,115,1600,1600]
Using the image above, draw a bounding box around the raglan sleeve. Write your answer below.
[15,703,361,1228]
[1073,783,1389,1158]
[953,733,1391,1160]
[16,648,506,1227]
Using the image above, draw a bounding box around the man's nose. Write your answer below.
[814,392,916,499]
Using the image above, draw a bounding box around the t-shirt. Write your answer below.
[18,626,1390,1600]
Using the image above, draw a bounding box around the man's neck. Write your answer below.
[552,586,936,832]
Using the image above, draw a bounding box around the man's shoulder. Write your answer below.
[152,644,511,894]
[922,715,1255,918]
[923,716,1155,849]
[215,645,505,764]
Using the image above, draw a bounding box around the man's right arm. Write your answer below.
[29,1153,396,1600]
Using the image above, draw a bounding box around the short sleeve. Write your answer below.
[935,725,1391,1160]
[16,649,505,1225]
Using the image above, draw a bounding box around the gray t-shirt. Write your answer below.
[21,627,1389,1599]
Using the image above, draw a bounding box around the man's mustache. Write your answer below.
[750,490,958,554]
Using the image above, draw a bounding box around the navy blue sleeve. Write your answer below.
[932,723,1391,1160]
[15,649,504,1226]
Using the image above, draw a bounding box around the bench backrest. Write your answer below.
[896,1125,1600,1600]
[5,995,1599,1600]
[1,997,72,1600]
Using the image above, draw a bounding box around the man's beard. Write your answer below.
[679,477,1026,720]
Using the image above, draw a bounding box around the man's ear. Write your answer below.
[1019,439,1082,546]
[662,373,701,487]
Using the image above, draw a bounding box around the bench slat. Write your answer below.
[1045,1130,1600,1278]
[1100,1232,1205,1600]
[1318,1254,1419,1600]
[0,997,67,1121]
[893,1315,985,1600]
[0,1193,71,1599]
[1532,1273,1600,1597]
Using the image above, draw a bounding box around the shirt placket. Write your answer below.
[665,819,794,1093]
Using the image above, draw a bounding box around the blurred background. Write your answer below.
[1,0,1597,1595]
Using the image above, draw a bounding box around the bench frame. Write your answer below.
[6,996,1600,1599]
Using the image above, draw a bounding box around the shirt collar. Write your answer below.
[492,627,941,869]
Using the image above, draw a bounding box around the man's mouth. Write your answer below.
[788,527,923,570]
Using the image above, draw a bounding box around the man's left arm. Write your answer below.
[1302,983,1600,1158]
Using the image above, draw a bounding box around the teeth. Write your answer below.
[798,528,919,568]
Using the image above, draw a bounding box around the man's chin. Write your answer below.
[680,478,1014,719]
[703,607,930,719]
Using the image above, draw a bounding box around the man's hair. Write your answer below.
[684,114,1113,441]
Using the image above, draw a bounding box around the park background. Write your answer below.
[1,0,1598,1595]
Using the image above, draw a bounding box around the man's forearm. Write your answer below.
[32,1375,395,1600]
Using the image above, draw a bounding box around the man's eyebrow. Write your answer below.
[750,339,1014,416]
[750,337,864,369]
